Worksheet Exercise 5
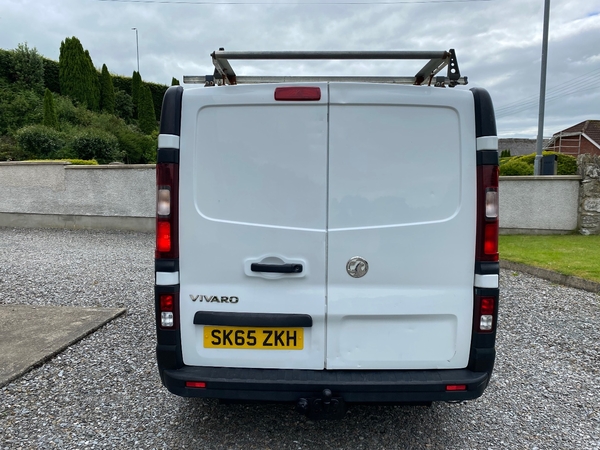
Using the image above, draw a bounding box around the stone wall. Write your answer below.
[578,154,600,235]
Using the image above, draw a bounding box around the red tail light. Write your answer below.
[159,292,178,329]
[476,165,499,262]
[156,163,179,259]
[475,295,496,333]
[274,86,321,101]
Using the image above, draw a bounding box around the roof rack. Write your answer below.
[183,49,467,88]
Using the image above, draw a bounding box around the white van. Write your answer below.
[154,50,499,418]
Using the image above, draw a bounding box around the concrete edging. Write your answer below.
[500,260,600,294]
[0,213,154,232]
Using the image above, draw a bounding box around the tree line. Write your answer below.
[0,38,179,163]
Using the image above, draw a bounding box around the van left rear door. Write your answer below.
[178,83,329,370]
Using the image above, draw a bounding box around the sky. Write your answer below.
[1,0,599,138]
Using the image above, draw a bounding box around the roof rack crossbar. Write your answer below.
[203,48,465,87]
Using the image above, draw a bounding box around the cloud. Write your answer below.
[0,0,598,137]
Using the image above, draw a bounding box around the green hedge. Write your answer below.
[113,75,166,120]
[43,58,60,93]
[71,129,122,164]
[499,151,578,176]
[16,124,66,157]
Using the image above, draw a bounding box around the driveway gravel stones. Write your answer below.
[0,228,599,449]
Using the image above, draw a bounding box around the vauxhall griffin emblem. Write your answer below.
[346,256,369,278]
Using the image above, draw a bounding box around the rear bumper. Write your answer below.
[160,364,491,403]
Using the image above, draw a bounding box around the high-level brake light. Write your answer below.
[274,87,321,101]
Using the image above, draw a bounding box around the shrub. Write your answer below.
[499,159,533,176]
[0,135,24,161]
[0,85,43,134]
[131,70,141,111]
[43,58,60,93]
[114,89,134,123]
[12,43,44,93]
[43,88,59,129]
[138,84,156,134]
[514,151,577,175]
[16,124,66,158]
[71,129,122,164]
[99,64,115,114]
[500,149,511,158]
[113,125,156,164]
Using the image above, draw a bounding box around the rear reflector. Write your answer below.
[275,86,321,101]
[186,381,206,389]
[446,384,467,391]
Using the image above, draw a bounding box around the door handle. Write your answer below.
[250,263,303,274]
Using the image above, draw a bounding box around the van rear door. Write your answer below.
[178,84,329,370]
[326,83,477,370]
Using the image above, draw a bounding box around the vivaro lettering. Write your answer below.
[189,295,239,303]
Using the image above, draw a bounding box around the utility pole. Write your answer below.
[132,27,140,73]
[534,0,551,175]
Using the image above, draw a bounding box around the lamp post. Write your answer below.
[131,27,139,73]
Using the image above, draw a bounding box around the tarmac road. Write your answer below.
[0,228,599,449]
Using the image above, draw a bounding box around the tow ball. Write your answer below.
[296,389,346,420]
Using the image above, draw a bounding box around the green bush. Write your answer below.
[12,43,44,93]
[24,158,98,165]
[138,84,156,134]
[16,124,66,158]
[0,84,42,134]
[500,149,511,158]
[43,58,60,93]
[71,129,121,164]
[114,89,134,123]
[43,88,58,129]
[514,151,577,175]
[0,49,13,82]
[0,135,24,161]
[499,159,534,176]
[113,125,156,163]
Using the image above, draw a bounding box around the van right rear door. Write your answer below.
[326,83,477,370]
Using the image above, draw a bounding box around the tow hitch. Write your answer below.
[296,389,346,420]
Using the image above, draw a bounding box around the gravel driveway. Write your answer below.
[0,228,598,449]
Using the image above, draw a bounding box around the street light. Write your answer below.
[131,27,139,73]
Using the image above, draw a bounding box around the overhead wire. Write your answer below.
[496,68,600,118]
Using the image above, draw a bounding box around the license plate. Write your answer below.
[203,326,304,350]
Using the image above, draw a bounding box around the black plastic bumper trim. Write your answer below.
[475,261,500,276]
[157,148,179,164]
[161,366,490,403]
[476,150,499,166]
[156,258,179,272]
[194,312,313,328]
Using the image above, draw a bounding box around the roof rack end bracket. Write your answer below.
[447,49,461,86]
[211,49,237,85]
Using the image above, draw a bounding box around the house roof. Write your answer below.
[552,120,600,146]
[499,138,551,156]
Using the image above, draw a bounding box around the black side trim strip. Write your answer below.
[156,259,179,272]
[470,87,497,138]
[194,312,313,328]
[474,287,499,297]
[159,86,184,136]
[158,148,179,164]
[476,150,499,166]
[475,261,500,275]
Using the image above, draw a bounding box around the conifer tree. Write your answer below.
[131,70,142,111]
[171,77,180,86]
[42,88,59,129]
[58,37,99,110]
[84,50,100,111]
[100,64,115,114]
[138,84,156,134]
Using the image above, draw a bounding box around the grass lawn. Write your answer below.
[499,234,600,283]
